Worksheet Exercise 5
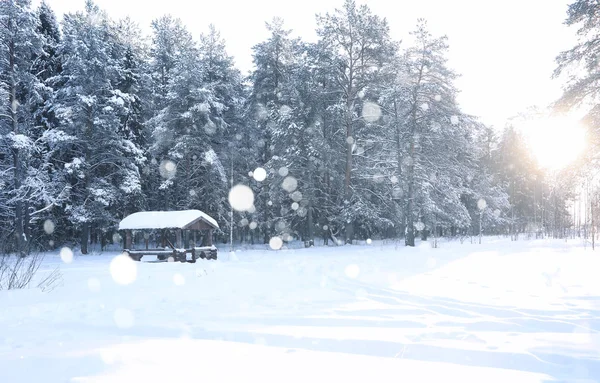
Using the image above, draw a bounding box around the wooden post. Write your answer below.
[125,230,132,250]
[176,229,182,249]
[207,229,213,246]
[193,231,197,247]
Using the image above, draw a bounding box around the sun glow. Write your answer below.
[520,115,587,171]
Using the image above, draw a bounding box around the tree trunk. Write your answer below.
[405,126,416,247]
[344,66,354,244]
[8,21,26,256]
[405,185,415,246]
[307,198,314,246]
[405,56,425,247]
[262,129,272,245]
[344,128,353,244]
[81,222,89,255]
[421,227,429,241]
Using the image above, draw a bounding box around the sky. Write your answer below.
[39,0,578,130]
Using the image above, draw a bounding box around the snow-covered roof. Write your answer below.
[118,210,219,230]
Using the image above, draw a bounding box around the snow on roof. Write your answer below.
[118,210,219,230]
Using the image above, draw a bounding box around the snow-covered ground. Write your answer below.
[1,237,600,383]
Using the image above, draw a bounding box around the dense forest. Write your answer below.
[0,0,596,254]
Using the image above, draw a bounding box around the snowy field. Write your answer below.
[1,238,600,383]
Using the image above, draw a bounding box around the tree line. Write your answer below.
[0,0,583,254]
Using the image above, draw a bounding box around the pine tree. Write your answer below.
[554,1,600,167]
[248,18,302,244]
[463,124,510,239]
[51,0,145,253]
[109,17,152,227]
[0,0,46,253]
[495,124,541,237]
[148,18,229,227]
[33,1,61,133]
[144,15,190,213]
[197,24,246,232]
[382,20,477,245]
[316,0,396,243]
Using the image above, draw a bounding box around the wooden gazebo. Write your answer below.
[118,210,219,262]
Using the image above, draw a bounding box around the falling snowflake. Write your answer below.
[110,253,138,285]
[275,221,287,232]
[159,160,177,180]
[366,238,372,245]
[60,247,73,264]
[477,198,487,210]
[345,264,360,279]
[269,236,283,250]
[282,176,298,192]
[249,222,258,230]
[346,136,355,145]
[296,207,307,217]
[203,121,217,135]
[228,184,254,211]
[434,95,441,102]
[256,104,268,121]
[282,233,293,242]
[420,103,429,111]
[415,222,425,231]
[362,101,381,123]
[291,202,299,210]
[253,167,267,182]
[43,220,55,235]
[278,167,289,177]
[450,115,459,125]
[290,191,303,202]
